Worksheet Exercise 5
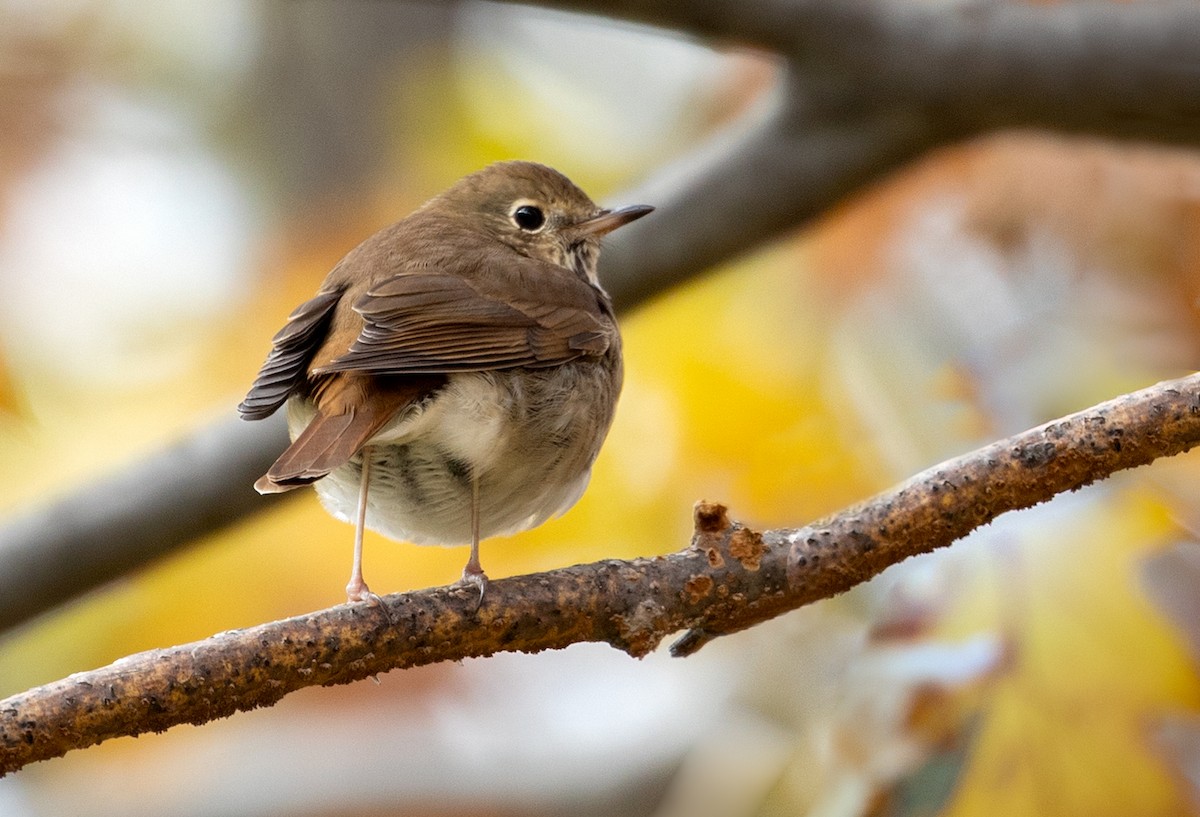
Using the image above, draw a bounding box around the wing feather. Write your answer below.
[238,288,343,420]
[314,260,614,376]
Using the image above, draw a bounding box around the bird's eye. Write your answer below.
[512,204,545,231]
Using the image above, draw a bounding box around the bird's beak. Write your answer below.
[571,204,654,238]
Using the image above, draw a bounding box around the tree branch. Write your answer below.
[3,0,1198,630]
[4,373,1198,777]
[535,0,1200,148]
[0,415,292,632]
[602,90,934,311]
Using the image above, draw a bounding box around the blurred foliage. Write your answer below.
[0,354,16,414]
[943,491,1193,817]
[0,3,1199,817]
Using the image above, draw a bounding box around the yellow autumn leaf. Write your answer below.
[944,490,1200,817]
[0,352,16,414]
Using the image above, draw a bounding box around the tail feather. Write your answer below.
[254,374,444,494]
[255,410,370,493]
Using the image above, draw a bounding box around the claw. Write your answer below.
[455,567,488,612]
[347,579,393,623]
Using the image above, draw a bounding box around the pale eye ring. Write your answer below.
[512,203,546,231]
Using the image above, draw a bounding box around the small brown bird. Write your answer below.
[239,161,651,603]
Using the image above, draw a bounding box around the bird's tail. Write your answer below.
[254,409,380,493]
[254,374,443,494]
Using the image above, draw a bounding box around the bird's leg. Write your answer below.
[457,469,488,606]
[346,446,383,607]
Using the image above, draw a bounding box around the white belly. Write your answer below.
[288,358,620,545]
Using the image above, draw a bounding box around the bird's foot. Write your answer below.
[454,566,489,611]
[346,579,392,622]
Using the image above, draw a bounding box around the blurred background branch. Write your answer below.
[0,414,290,631]
[2,0,1196,634]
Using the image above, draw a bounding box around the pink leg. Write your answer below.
[457,470,488,605]
[346,447,382,606]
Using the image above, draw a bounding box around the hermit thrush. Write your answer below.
[239,161,652,604]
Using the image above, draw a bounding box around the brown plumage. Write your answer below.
[253,374,444,492]
[239,161,651,603]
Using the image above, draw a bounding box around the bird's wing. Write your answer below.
[238,287,343,420]
[313,263,614,376]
